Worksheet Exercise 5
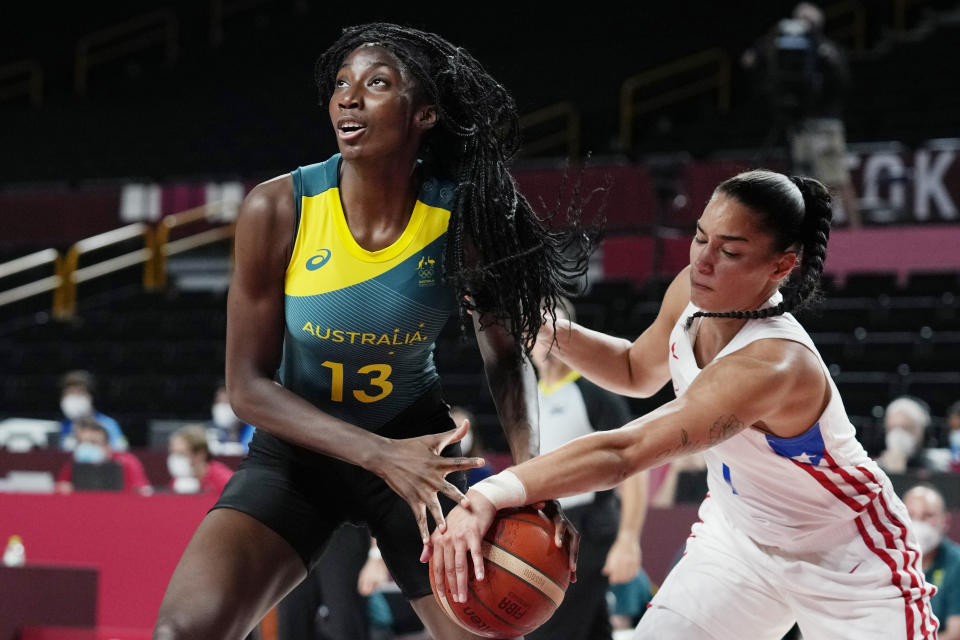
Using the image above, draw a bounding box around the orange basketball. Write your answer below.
[429,506,571,638]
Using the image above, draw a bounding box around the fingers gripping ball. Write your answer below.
[429,506,571,638]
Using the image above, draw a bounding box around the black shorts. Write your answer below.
[212,384,467,599]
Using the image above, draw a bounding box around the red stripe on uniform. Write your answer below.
[793,457,923,637]
[854,513,915,638]
[789,459,867,512]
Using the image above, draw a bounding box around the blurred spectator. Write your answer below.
[609,570,654,636]
[742,2,860,227]
[449,405,493,486]
[58,369,127,451]
[904,484,960,639]
[949,401,960,472]
[878,396,933,474]
[167,424,234,495]
[55,417,149,494]
[208,383,254,455]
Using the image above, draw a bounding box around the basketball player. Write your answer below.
[153,23,591,640]
[430,170,939,639]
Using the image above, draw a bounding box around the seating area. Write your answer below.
[1,251,956,457]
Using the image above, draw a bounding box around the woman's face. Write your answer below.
[328,44,435,162]
[688,194,796,313]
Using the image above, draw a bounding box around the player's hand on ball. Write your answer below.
[538,499,580,582]
[427,490,497,604]
[374,419,486,545]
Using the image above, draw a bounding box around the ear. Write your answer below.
[771,251,797,282]
[415,105,438,131]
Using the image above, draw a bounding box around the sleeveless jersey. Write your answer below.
[668,291,899,552]
[279,154,457,430]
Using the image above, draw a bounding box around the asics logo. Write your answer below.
[306,249,332,271]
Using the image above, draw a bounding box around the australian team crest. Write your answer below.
[417,255,436,286]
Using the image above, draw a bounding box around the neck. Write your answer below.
[922,545,939,572]
[193,459,208,480]
[339,154,420,243]
[537,358,573,388]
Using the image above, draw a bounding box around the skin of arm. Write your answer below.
[602,469,648,584]
[430,338,828,600]
[225,178,483,542]
[540,267,691,398]
[472,310,539,464]
[941,615,960,640]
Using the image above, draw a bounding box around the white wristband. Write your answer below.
[470,470,527,510]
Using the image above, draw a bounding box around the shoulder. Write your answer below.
[726,337,821,385]
[113,451,145,469]
[239,174,295,227]
[651,266,692,330]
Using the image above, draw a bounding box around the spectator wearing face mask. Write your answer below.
[55,417,150,494]
[207,384,254,455]
[904,483,960,639]
[167,424,234,495]
[58,370,127,452]
[878,396,932,474]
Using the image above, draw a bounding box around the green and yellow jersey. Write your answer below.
[279,154,457,430]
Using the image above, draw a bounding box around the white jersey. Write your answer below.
[668,292,904,553]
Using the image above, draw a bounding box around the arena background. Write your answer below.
[1,1,959,638]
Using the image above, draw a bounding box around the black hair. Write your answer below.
[315,23,596,359]
[686,169,832,329]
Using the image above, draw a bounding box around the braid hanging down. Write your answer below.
[685,170,833,329]
[315,23,599,360]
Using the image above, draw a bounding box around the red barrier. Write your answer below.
[0,493,215,632]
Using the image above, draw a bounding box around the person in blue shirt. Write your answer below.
[208,382,254,454]
[58,370,127,451]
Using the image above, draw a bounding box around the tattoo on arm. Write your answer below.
[653,414,746,462]
[708,414,746,444]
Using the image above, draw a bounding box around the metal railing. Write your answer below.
[152,202,236,289]
[519,101,581,160]
[617,48,730,152]
[75,8,179,95]
[54,223,156,318]
[0,249,62,310]
[0,59,43,106]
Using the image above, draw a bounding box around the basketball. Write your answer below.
[429,506,571,639]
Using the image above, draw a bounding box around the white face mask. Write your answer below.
[61,394,93,421]
[172,476,201,494]
[913,520,943,555]
[885,428,918,459]
[167,453,193,479]
[212,402,238,429]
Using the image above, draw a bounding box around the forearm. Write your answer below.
[550,320,656,397]
[228,374,386,470]
[616,469,649,540]
[484,354,539,463]
[475,397,746,508]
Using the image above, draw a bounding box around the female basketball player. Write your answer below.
[430,171,939,639]
[154,23,590,640]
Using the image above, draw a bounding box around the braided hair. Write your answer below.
[685,170,832,329]
[315,23,596,359]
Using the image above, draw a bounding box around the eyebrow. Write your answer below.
[338,60,396,71]
[696,222,749,243]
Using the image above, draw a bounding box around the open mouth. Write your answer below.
[337,120,367,139]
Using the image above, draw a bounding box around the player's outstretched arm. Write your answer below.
[225,178,484,543]
[538,267,691,398]
[428,342,821,601]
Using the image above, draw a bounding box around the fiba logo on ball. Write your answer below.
[429,506,571,638]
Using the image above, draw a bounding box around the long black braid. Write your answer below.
[685,170,832,329]
[315,23,597,359]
